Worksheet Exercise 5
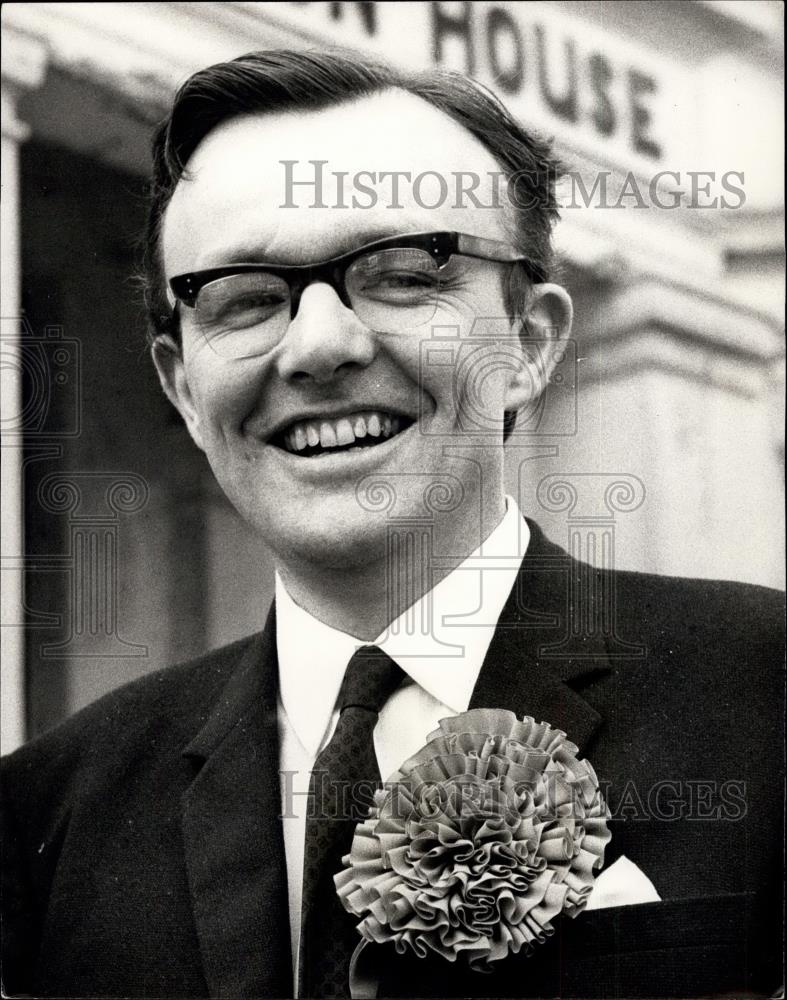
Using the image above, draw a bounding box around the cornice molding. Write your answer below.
[578,277,780,357]
[571,274,784,397]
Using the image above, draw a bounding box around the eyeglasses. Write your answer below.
[167,231,543,360]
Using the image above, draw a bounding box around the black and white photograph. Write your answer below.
[1,2,784,997]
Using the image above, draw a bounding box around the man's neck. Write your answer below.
[276,496,508,640]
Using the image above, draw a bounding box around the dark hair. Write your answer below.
[143,48,565,439]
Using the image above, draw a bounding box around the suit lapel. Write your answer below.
[469,519,611,755]
[176,522,610,997]
[180,607,292,998]
[378,523,617,997]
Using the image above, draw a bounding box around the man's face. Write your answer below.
[156,90,566,569]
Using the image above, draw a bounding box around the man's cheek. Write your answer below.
[444,343,507,432]
[190,385,256,436]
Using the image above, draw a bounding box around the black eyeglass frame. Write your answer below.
[166,231,544,317]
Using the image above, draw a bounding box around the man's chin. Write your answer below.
[275,520,390,572]
[231,497,392,572]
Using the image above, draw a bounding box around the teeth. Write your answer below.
[319,422,338,448]
[335,418,355,447]
[281,410,407,454]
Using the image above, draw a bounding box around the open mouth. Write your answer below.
[272,410,415,458]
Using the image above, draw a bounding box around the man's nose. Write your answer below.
[274,282,376,384]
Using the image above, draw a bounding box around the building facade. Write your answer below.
[1,0,784,750]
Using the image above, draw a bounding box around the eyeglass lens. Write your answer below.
[189,247,442,359]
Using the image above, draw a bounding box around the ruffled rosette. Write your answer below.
[335,708,611,977]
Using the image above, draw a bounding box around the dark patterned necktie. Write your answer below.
[298,645,404,998]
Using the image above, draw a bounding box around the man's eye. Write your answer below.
[227,291,286,313]
[203,290,288,328]
[362,270,439,297]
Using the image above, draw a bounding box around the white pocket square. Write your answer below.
[585,855,661,910]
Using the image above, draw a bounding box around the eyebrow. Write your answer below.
[200,223,428,268]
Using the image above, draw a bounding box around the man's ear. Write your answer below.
[505,283,573,412]
[151,336,206,452]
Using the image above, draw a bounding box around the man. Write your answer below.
[2,49,783,999]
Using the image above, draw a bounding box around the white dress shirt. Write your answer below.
[276,497,530,988]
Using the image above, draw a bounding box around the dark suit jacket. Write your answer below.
[2,521,784,998]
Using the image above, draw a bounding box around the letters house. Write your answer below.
[1,1,783,749]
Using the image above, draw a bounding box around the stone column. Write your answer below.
[557,275,784,588]
[0,27,47,754]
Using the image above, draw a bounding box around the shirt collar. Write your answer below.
[276,496,529,755]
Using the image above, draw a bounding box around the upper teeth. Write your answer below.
[283,410,402,453]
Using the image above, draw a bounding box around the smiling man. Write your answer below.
[152,80,569,637]
[2,50,783,1000]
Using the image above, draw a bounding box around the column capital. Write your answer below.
[1,23,47,90]
[1,24,48,141]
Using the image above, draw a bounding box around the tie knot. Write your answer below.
[338,645,404,714]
